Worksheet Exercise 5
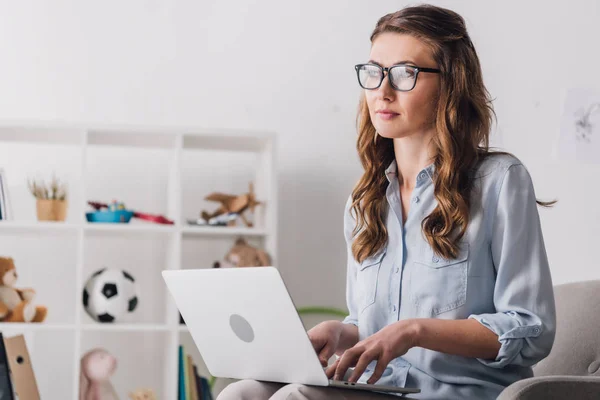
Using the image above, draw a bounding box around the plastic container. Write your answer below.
[86,210,134,223]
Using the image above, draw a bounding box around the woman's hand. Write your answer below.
[307,320,345,367]
[326,319,419,384]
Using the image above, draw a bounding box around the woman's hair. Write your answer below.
[351,4,555,263]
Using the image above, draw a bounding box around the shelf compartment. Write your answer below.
[181,235,268,270]
[84,143,177,226]
[81,234,176,325]
[0,329,76,399]
[0,139,84,223]
[181,147,267,230]
[0,231,78,324]
[179,329,235,399]
[81,330,170,399]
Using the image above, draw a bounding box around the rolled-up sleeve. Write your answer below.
[468,163,556,368]
[342,195,359,327]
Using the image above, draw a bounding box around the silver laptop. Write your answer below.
[162,266,420,395]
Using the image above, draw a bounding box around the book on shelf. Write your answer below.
[0,333,40,399]
[178,345,213,400]
[0,169,13,221]
[179,346,185,400]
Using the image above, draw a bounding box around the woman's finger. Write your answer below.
[367,354,391,384]
[318,344,333,367]
[334,347,361,381]
[348,347,379,383]
[325,357,339,379]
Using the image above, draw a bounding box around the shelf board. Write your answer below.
[80,323,173,332]
[181,225,267,237]
[84,222,176,235]
[183,132,272,152]
[0,322,178,332]
[0,222,269,237]
[0,322,75,331]
[0,125,84,145]
[87,130,179,149]
[0,221,80,234]
[0,221,178,235]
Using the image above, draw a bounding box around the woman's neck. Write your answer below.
[392,130,436,190]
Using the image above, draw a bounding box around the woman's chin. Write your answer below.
[376,128,407,139]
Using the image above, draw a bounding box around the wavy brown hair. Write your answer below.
[350,4,555,263]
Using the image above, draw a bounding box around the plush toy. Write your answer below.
[0,257,47,323]
[79,348,119,400]
[128,388,156,400]
[213,237,271,268]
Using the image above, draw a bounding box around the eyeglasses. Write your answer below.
[354,63,441,92]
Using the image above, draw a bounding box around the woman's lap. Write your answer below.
[216,379,403,400]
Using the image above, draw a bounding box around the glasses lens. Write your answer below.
[389,66,416,91]
[357,65,382,89]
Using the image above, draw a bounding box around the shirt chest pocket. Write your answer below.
[356,250,386,314]
[409,243,469,317]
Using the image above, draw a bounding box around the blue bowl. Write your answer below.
[86,210,134,223]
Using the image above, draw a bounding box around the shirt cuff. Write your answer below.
[468,312,543,368]
[342,316,358,326]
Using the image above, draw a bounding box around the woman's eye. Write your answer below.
[393,68,415,80]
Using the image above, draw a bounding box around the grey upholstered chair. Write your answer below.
[498,280,600,399]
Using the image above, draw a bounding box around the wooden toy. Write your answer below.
[200,182,261,227]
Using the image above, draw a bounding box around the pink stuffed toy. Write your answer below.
[79,348,120,400]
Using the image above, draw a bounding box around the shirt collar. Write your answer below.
[385,159,435,186]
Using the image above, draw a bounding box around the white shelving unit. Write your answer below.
[0,123,277,399]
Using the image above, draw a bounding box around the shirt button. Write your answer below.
[414,196,420,203]
[419,172,427,180]
[433,257,439,263]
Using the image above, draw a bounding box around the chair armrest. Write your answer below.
[497,375,600,400]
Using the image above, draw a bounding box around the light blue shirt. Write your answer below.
[342,153,556,399]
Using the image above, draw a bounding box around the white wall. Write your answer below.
[0,0,599,317]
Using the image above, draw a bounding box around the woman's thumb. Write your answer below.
[318,344,333,366]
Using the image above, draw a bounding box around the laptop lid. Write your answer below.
[162,267,330,386]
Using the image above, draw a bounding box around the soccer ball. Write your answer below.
[83,267,138,323]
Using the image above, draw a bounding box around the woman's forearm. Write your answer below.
[336,322,359,355]
[413,318,501,360]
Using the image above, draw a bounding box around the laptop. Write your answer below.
[162,266,420,395]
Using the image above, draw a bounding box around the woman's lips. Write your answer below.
[377,111,399,120]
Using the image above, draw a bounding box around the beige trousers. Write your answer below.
[216,379,412,400]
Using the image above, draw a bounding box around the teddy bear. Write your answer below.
[0,257,47,323]
[128,388,156,400]
[79,348,119,400]
[213,237,271,268]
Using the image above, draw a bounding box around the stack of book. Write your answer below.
[0,169,12,221]
[178,345,213,400]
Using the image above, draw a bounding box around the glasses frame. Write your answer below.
[354,63,441,92]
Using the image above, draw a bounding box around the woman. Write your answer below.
[218,4,556,399]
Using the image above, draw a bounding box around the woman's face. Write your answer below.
[365,32,440,139]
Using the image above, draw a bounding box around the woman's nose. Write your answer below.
[375,72,396,101]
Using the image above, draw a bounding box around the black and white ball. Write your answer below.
[83,267,138,323]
